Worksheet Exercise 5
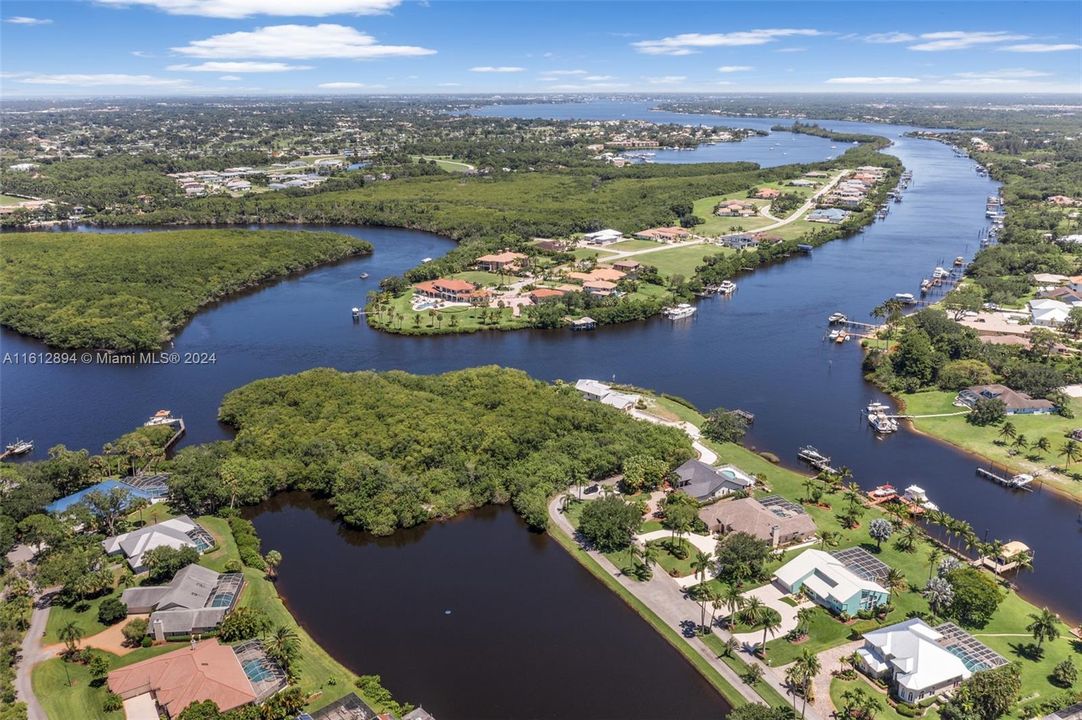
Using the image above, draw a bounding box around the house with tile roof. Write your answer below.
[107,639,258,718]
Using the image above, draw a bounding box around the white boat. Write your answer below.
[868,409,898,434]
[828,312,847,324]
[663,303,696,319]
[359,272,369,279]
[351,307,361,318]
[144,410,179,427]
[1009,473,1034,489]
[894,293,916,305]
[718,280,737,295]
[421,257,433,263]
[4,439,33,455]
[828,329,841,340]
[903,485,938,510]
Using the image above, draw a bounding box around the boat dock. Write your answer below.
[797,445,837,474]
[976,467,1035,491]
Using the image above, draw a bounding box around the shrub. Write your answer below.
[1052,657,1077,688]
[141,636,153,648]
[122,618,149,646]
[223,559,242,573]
[228,517,267,570]
[97,597,127,626]
[102,692,123,712]
[218,607,272,642]
[895,701,923,717]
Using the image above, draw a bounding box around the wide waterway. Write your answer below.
[3,101,1081,717]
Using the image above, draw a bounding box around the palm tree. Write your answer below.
[794,649,822,717]
[1011,434,1028,452]
[923,577,954,618]
[818,530,840,550]
[998,421,1017,442]
[267,625,299,670]
[643,543,660,578]
[721,637,739,658]
[58,621,83,657]
[1014,550,1035,574]
[795,607,815,637]
[896,524,922,552]
[927,547,942,581]
[740,596,766,630]
[1035,436,1052,455]
[1026,608,1061,652]
[692,551,713,585]
[1060,439,1081,467]
[884,568,907,602]
[759,612,782,658]
[742,663,764,686]
[263,550,282,580]
[723,584,744,623]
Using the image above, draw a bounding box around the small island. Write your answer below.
[0,229,373,352]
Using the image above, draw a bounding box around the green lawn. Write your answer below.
[368,290,529,334]
[571,248,617,261]
[608,239,665,252]
[762,606,866,667]
[34,645,183,720]
[410,155,474,173]
[450,270,507,286]
[647,538,700,578]
[44,592,121,645]
[0,193,30,205]
[903,391,1082,501]
[639,243,732,279]
[829,676,936,720]
[692,195,775,237]
[701,633,791,709]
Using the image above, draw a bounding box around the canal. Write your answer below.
[3,101,1080,717]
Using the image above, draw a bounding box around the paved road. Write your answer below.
[15,590,58,720]
[548,493,825,719]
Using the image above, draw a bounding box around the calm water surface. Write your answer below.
[3,101,1081,717]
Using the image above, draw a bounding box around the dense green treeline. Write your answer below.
[173,366,695,534]
[772,122,890,148]
[0,229,372,351]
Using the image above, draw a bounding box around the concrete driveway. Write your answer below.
[732,582,803,646]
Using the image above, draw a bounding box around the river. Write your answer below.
[3,101,1080,717]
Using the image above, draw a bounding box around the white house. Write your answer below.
[582,229,623,245]
[774,549,889,616]
[856,619,971,703]
[573,379,639,410]
[1028,298,1072,327]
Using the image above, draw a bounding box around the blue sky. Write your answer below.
[1,1,1080,96]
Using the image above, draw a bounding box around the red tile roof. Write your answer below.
[107,639,255,718]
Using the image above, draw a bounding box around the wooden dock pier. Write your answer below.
[975,466,1034,491]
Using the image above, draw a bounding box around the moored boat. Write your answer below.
[662,303,696,319]
[4,439,33,456]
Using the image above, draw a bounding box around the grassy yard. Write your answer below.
[368,290,529,334]
[0,193,31,205]
[571,247,618,261]
[410,155,474,173]
[34,645,183,720]
[903,390,1082,501]
[44,592,123,645]
[692,195,775,237]
[450,270,508,286]
[701,633,791,709]
[647,538,700,578]
[829,676,936,720]
[639,243,732,279]
[607,239,665,252]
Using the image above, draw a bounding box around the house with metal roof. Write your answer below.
[46,475,168,515]
[672,460,755,503]
[774,549,889,616]
[103,515,215,573]
[856,618,971,703]
[123,564,244,641]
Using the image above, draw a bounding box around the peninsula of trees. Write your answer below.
[0,229,372,352]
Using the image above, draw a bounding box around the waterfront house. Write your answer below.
[698,496,816,547]
[753,187,781,200]
[714,200,758,218]
[856,619,972,703]
[122,564,244,641]
[107,639,260,718]
[573,379,638,409]
[723,234,758,250]
[671,460,755,503]
[103,515,215,573]
[773,549,889,615]
[807,208,851,224]
[583,280,618,297]
[955,384,1055,415]
[475,251,526,273]
[413,279,489,305]
[528,288,565,303]
[46,475,168,515]
[568,268,626,284]
[634,226,691,243]
[534,239,566,252]
[569,316,597,331]
[611,260,641,275]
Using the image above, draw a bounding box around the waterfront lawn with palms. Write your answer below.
[646,538,698,578]
[903,390,1082,500]
[43,591,123,645]
[829,676,935,720]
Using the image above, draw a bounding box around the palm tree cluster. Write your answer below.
[784,649,822,719]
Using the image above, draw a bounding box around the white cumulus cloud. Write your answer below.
[717,65,753,72]
[633,29,825,55]
[1000,43,1082,52]
[219,75,242,81]
[94,0,401,19]
[470,66,525,73]
[538,69,588,77]
[825,76,921,85]
[644,75,687,84]
[908,31,1028,51]
[173,24,435,59]
[953,68,1051,79]
[5,16,52,25]
[167,61,312,72]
